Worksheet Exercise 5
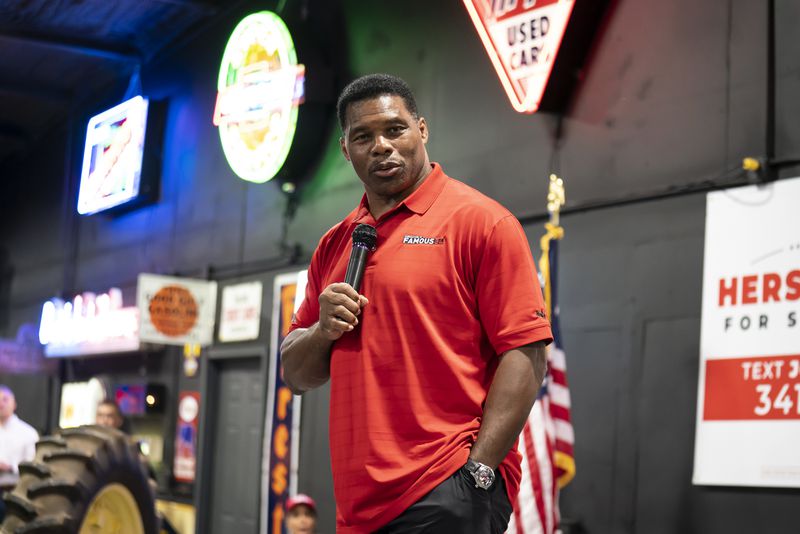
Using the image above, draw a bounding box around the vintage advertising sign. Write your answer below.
[137,274,218,347]
[174,391,201,483]
[463,0,576,113]
[218,281,263,342]
[260,272,304,534]
[78,96,149,214]
[213,11,306,184]
[39,288,140,357]
[694,177,800,488]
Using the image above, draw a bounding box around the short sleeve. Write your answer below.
[289,245,324,332]
[475,215,553,354]
[23,427,38,464]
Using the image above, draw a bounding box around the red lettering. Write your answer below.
[742,275,758,304]
[719,277,737,306]
[787,270,800,301]
[762,273,781,302]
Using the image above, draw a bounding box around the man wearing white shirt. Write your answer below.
[0,385,39,521]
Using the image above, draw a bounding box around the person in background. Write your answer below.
[0,385,39,522]
[285,494,318,534]
[95,398,125,430]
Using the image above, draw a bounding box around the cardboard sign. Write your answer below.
[137,274,218,346]
[219,281,263,342]
[694,177,800,488]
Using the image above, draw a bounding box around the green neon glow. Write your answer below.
[215,11,303,184]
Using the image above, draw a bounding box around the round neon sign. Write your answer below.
[213,12,305,183]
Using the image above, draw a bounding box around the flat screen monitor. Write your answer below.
[77,96,151,215]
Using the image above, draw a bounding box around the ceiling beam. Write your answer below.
[0,29,142,63]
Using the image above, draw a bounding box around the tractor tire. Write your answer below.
[1,425,157,534]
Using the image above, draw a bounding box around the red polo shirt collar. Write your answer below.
[353,162,446,224]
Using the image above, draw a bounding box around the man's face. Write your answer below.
[96,404,123,429]
[286,504,316,534]
[340,94,430,201]
[0,389,16,421]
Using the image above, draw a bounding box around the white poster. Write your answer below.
[137,274,218,347]
[694,177,800,487]
[219,281,263,342]
[59,378,107,428]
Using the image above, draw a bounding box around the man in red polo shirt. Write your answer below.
[281,74,552,533]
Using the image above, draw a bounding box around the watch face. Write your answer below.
[476,465,495,489]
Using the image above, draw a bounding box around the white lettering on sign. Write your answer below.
[39,288,140,357]
[741,360,789,381]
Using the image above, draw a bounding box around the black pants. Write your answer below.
[375,466,512,533]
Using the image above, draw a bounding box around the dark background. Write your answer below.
[1,0,799,532]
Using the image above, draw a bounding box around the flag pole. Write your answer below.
[539,174,565,320]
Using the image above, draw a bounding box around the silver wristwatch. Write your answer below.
[465,458,495,490]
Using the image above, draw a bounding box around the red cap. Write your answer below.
[286,494,317,512]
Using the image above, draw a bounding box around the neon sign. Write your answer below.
[463,0,576,113]
[78,96,149,214]
[39,288,140,357]
[213,11,305,184]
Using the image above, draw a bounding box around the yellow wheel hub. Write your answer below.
[80,483,145,534]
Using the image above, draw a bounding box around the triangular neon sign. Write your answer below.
[463,0,576,114]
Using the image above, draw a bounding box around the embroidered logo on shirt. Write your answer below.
[535,309,546,319]
[402,235,446,245]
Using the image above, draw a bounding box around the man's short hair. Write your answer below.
[98,399,122,418]
[336,73,419,130]
[0,384,13,397]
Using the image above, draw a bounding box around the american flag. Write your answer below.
[507,223,575,534]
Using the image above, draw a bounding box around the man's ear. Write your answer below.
[418,117,429,144]
[339,137,350,161]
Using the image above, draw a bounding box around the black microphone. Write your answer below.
[344,224,377,292]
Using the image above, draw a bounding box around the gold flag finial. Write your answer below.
[547,173,565,226]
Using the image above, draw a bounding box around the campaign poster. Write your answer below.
[694,177,800,487]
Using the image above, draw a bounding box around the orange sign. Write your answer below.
[148,285,198,337]
[137,274,218,346]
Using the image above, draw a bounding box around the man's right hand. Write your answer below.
[317,283,369,340]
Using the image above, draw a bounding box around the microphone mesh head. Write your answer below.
[352,223,377,249]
